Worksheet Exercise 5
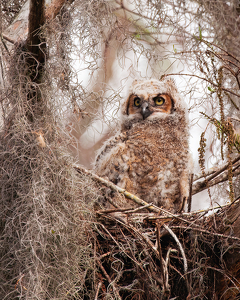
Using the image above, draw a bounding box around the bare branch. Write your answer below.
[193,165,240,195]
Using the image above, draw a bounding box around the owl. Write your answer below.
[94,78,190,213]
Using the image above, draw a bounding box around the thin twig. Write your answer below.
[2,33,15,44]
[188,173,194,212]
[170,225,240,242]
[164,73,240,98]
[97,203,154,215]
[124,203,154,213]
[163,224,188,274]
[97,207,134,214]
[94,281,102,300]
[98,252,111,260]
[163,224,190,293]
[165,248,177,290]
[100,222,144,269]
[96,259,122,300]
[206,266,240,293]
[156,223,166,290]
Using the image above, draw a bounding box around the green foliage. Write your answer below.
[199,26,202,41]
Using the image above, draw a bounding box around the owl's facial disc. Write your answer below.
[126,93,174,121]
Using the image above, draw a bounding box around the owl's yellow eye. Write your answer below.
[154,96,165,106]
[134,97,141,107]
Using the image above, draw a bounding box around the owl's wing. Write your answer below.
[94,132,129,188]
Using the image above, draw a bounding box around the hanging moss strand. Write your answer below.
[226,120,235,202]
[217,67,225,160]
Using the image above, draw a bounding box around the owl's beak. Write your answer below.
[141,102,153,120]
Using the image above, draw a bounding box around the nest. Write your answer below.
[72,165,240,300]
[77,167,240,300]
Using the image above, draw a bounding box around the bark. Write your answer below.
[2,0,67,47]
[27,0,46,63]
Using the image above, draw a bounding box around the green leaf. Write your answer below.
[134,33,141,40]
[208,86,215,92]
[173,45,177,53]
[199,26,202,40]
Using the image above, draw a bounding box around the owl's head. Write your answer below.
[121,78,187,130]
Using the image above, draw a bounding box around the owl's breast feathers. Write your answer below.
[94,112,189,213]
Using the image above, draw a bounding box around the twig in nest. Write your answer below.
[96,259,122,300]
[163,224,190,293]
[165,248,178,283]
[185,200,239,215]
[100,222,144,269]
[147,199,240,226]
[171,225,240,242]
[98,252,111,260]
[145,206,201,225]
[101,214,160,263]
[97,208,131,214]
[206,266,240,294]
[124,203,154,213]
[188,173,194,212]
[94,281,103,300]
[163,224,188,274]
[157,223,169,291]
[97,203,154,215]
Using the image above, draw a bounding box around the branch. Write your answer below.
[192,155,240,195]
[194,155,240,182]
[97,203,154,215]
[193,164,240,195]
[75,161,240,214]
